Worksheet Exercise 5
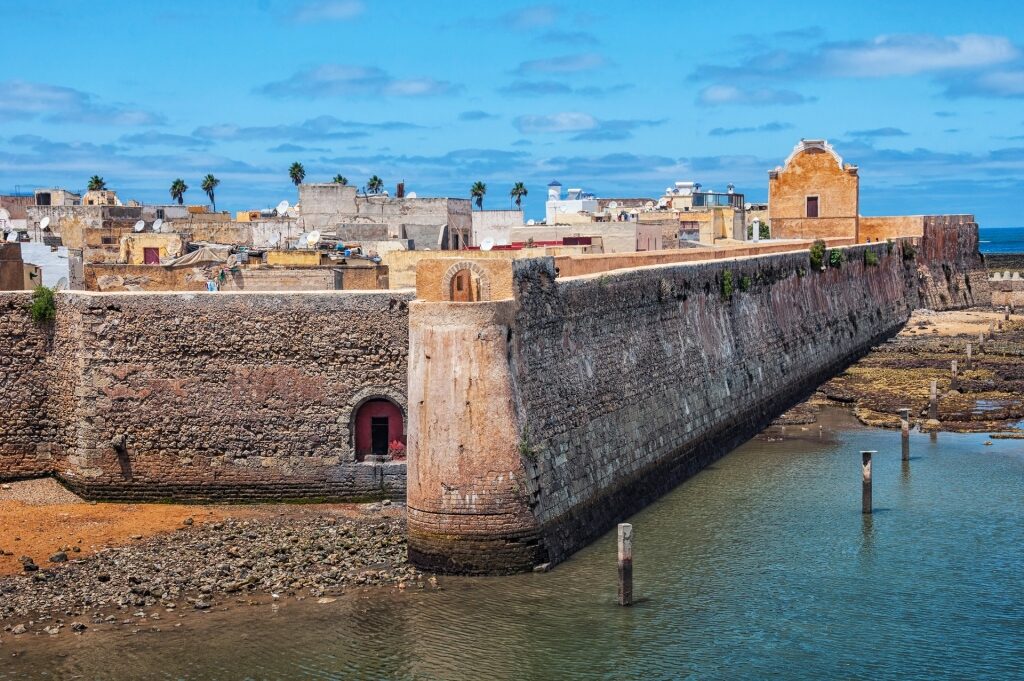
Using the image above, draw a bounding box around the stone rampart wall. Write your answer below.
[0,291,412,501]
[407,225,990,573]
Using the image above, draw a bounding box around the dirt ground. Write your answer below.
[0,479,373,577]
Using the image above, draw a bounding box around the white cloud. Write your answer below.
[291,0,364,23]
[514,112,598,133]
[258,64,460,98]
[946,68,1024,98]
[696,85,812,107]
[0,80,163,126]
[514,53,606,75]
[821,34,1019,77]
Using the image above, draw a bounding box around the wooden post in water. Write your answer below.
[900,408,910,461]
[862,451,874,514]
[929,379,939,420]
[966,342,973,369]
[617,523,633,607]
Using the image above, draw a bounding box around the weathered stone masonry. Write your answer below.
[407,227,990,574]
[0,291,411,500]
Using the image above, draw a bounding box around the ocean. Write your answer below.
[979,226,1024,254]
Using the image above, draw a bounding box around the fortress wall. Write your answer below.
[407,225,989,573]
[0,293,56,478]
[0,290,412,501]
[917,217,991,309]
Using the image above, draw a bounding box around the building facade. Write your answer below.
[768,139,859,240]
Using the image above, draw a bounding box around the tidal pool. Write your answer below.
[4,409,1022,680]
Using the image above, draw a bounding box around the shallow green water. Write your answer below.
[5,411,1023,679]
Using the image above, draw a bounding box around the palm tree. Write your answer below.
[333,174,348,185]
[201,174,220,211]
[510,182,528,209]
[169,178,188,205]
[289,162,305,187]
[87,175,106,191]
[366,175,384,194]
[470,181,487,210]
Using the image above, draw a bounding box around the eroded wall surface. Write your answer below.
[0,291,412,500]
[407,226,990,573]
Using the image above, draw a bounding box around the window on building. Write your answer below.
[101,236,116,245]
[143,247,160,264]
[36,193,51,206]
[806,196,819,218]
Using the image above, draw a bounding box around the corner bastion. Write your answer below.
[406,222,989,573]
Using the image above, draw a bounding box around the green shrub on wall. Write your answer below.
[809,239,826,271]
[721,270,734,299]
[739,274,751,292]
[29,285,56,325]
[828,249,843,269]
[864,250,880,267]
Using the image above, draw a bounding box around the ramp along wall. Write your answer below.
[406,222,990,574]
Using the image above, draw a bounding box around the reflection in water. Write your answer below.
[3,409,1022,680]
[860,513,875,559]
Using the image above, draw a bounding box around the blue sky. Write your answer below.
[2,0,1024,224]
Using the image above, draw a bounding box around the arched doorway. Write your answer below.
[354,398,405,460]
[449,268,479,302]
[441,261,491,302]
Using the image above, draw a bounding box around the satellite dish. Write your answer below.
[276,200,290,216]
[133,220,145,232]
[296,232,308,247]
[527,219,536,226]
[480,238,494,252]
[406,191,417,199]
[0,208,10,221]
[55,277,68,291]
[307,230,321,247]
[608,201,618,210]
[152,218,164,232]
[39,216,51,230]
[5,231,17,243]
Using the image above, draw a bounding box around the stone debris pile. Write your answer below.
[0,509,420,637]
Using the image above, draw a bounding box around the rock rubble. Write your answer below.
[0,508,420,637]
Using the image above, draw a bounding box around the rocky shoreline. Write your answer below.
[819,309,1024,433]
[0,504,424,641]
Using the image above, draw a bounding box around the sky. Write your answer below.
[2,0,1024,224]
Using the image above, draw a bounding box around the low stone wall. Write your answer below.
[0,290,412,501]
[407,225,990,573]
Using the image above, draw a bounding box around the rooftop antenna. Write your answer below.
[55,277,68,291]
[39,216,51,230]
[306,230,321,247]
[152,218,164,233]
[5,231,17,242]
[276,200,290,216]
[133,220,145,232]
[480,237,495,252]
